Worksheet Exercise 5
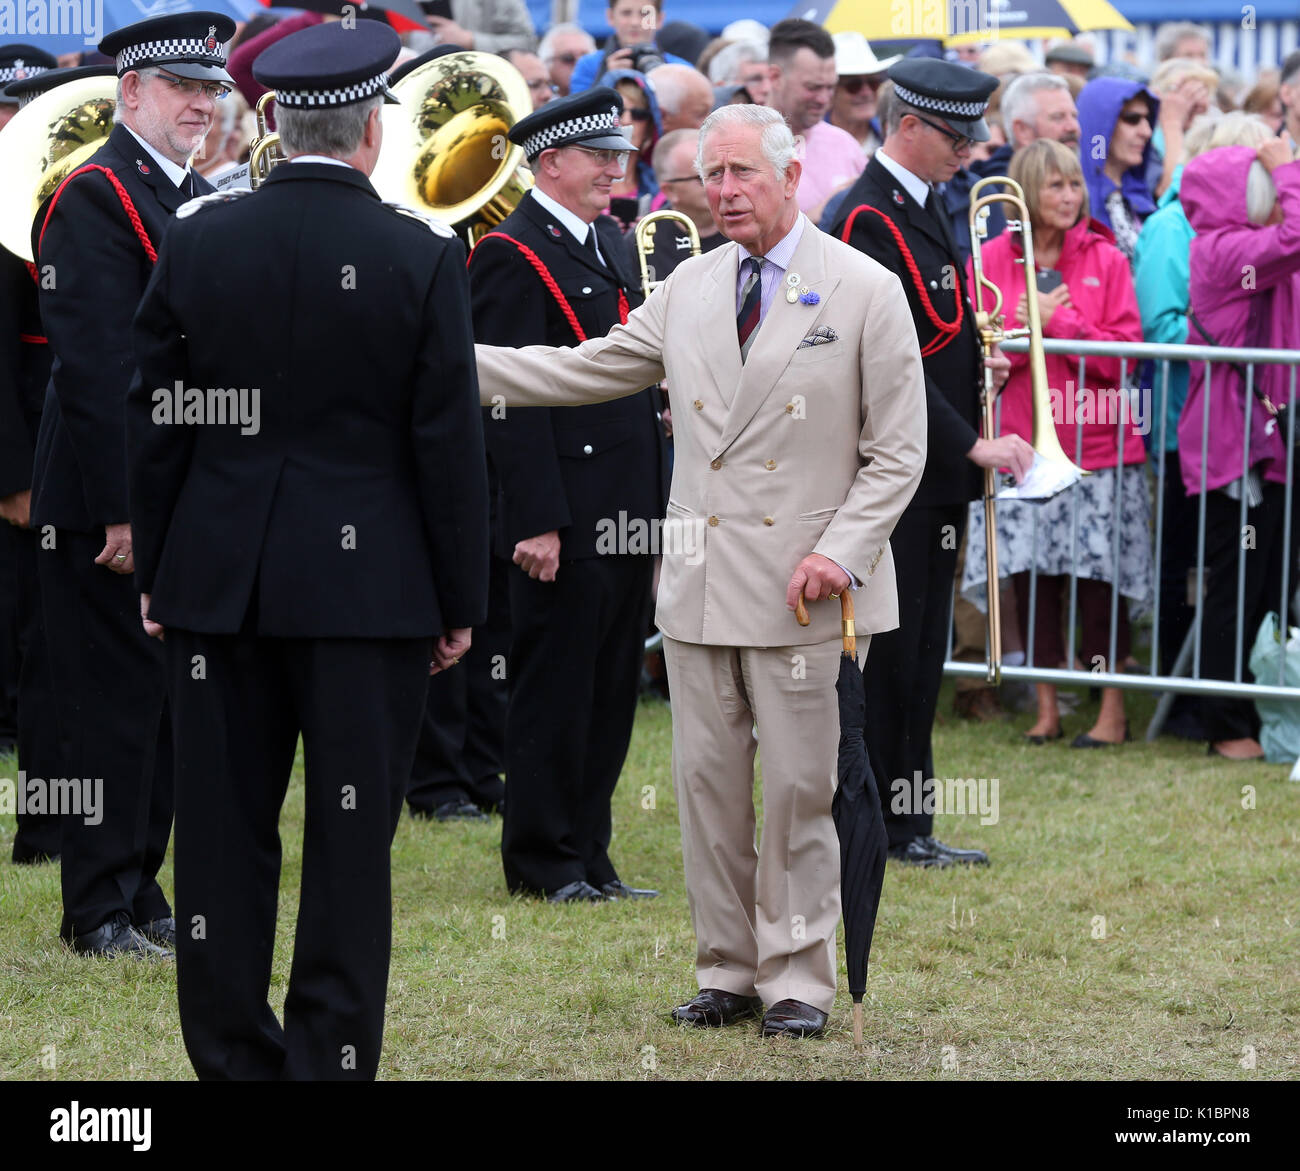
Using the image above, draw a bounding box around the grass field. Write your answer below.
[1,681,1297,1081]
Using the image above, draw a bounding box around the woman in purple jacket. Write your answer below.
[1178,134,1300,759]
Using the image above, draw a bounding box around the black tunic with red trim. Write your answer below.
[0,248,49,499]
[469,190,667,561]
[29,123,213,532]
[831,154,983,508]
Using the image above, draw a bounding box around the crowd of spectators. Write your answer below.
[51,4,1300,758]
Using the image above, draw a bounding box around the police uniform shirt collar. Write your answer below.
[874,147,932,210]
[123,125,192,189]
[289,155,355,169]
[530,186,605,264]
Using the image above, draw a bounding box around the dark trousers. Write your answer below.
[1013,573,1131,670]
[1154,450,1202,731]
[3,523,62,858]
[166,629,429,1081]
[1197,480,1300,742]
[408,552,508,815]
[501,554,651,895]
[38,528,171,936]
[865,504,965,848]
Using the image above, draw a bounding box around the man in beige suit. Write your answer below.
[474,103,926,1038]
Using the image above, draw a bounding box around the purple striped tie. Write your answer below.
[736,256,763,360]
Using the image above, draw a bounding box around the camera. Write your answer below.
[627,44,666,74]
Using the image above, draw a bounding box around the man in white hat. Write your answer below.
[828,31,900,158]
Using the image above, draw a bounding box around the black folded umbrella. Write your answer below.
[797,589,888,1046]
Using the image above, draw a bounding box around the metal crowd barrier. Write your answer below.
[943,337,1300,735]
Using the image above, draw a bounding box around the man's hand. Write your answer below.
[514,530,561,582]
[0,489,31,528]
[141,593,164,641]
[984,345,1011,392]
[786,553,851,612]
[96,522,134,574]
[428,16,475,48]
[431,627,472,675]
[968,433,1035,483]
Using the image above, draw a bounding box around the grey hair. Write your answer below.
[708,39,767,86]
[1154,21,1212,62]
[695,103,795,179]
[1185,111,1270,160]
[1246,159,1280,225]
[1001,71,1070,140]
[114,66,162,123]
[277,95,382,159]
[648,64,713,117]
[538,22,595,63]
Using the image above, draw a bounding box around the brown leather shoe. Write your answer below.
[761,999,828,1038]
[953,687,1003,722]
[671,988,762,1028]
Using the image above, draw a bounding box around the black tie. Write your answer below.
[584,225,603,267]
[925,187,958,256]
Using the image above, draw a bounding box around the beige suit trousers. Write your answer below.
[662,632,868,1014]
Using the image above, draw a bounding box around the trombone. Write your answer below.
[967,175,1087,684]
[634,209,701,298]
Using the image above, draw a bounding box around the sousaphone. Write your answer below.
[371,50,533,244]
[0,75,118,262]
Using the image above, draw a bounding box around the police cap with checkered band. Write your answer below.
[99,12,236,86]
[3,64,116,109]
[508,86,630,163]
[887,58,999,143]
[0,44,58,104]
[252,19,401,111]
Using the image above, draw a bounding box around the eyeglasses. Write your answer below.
[547,53,580,66]
[839,76,881,95]
[911,112,974,153]
[154,70,230,102]
[1118,110,1152,126]
[568,146,631,169]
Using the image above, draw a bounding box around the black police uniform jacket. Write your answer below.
[125,162,489,639]
[831,154,983,508]
[31,123,215,532]
[470,191,667,559]
[0,248,50,498]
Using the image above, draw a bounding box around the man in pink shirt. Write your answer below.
[766,19,865,221]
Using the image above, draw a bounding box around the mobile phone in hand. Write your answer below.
[419,0,454,19]
[1036,268,1064,294]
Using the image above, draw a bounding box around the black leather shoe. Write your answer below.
[761,999,828,1038]
[546,880,608,903]
[888,838,951,868]
[137,916,176,949]
[924,836,990,866]
[671,988,762,1027]
[69,914,172,959]
[601,880,659,900]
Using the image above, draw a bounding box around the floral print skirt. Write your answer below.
[959,463,1155,619]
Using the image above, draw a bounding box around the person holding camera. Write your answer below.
[567,1,692,96]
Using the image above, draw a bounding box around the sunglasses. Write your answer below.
[1118,110,1152,126]
[548,53,580,66]
[839,76,881,95]
[625,107,652,121]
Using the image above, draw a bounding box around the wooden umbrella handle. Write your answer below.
[795,589,856,657]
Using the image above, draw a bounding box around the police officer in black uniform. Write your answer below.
[126,19,489,1080]
[471,88,667,902]
[31,13,236,955]
[1,64,115,865]
[831,59,1032,868]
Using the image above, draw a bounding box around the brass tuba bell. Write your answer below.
[371,50,533,244]
[0,75,118,262]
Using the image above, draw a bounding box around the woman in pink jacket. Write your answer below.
[1177,135,1300,759]
[961,139,1151,748]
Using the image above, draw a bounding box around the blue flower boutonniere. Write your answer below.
[800,290,820,306]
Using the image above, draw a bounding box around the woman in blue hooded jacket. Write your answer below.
[1077,76,1161,263]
